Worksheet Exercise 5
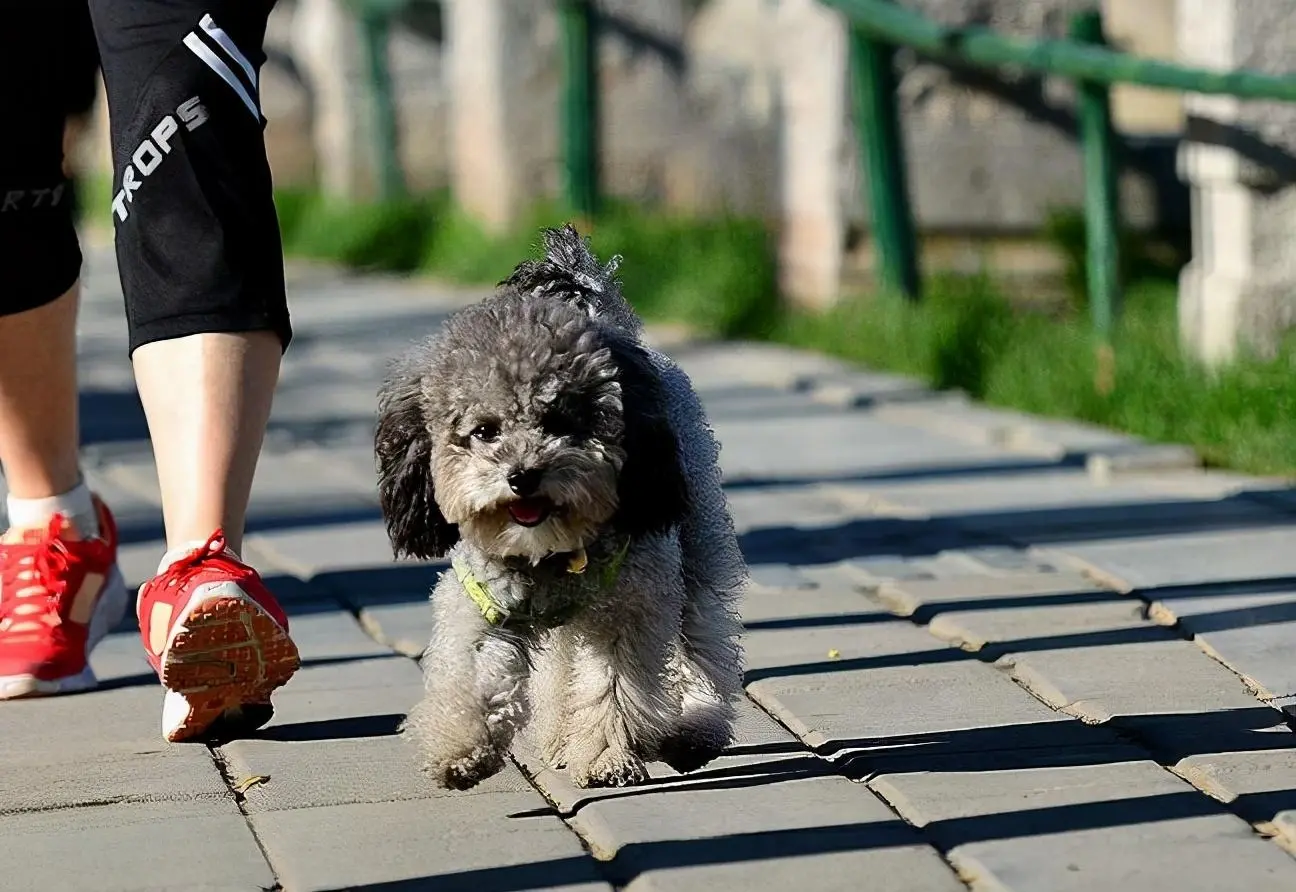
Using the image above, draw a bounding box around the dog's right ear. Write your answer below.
[375,366,459,559]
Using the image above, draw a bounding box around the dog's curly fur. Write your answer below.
[375,224,748,790]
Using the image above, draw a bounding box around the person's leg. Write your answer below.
[0,1,130,700]
[0,289,83,508]
[88,0,298,741]
[133,330,280,558]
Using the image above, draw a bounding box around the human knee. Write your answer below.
[94,7,289,353]
[109,95,211,226]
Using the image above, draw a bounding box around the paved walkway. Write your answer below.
[8,243,1296,891]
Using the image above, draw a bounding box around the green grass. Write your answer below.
[777,275,1296,477]
[74,179,1296,478]
[274,189,781,339]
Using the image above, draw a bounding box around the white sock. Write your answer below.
[6,481,99,538]
[157,540,240,576]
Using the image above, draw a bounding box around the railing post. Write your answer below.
[559,0,600,220]
[355,0,407,200]
[848,19,919,301]
[1070,9,1121,390]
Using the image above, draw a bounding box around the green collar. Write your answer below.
[452,537,632,628]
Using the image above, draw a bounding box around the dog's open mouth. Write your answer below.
[507,497,553,527]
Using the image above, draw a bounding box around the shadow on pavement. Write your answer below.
[736,491,1296,568]
[319,783,1286,891]
[724,453,1087,490]
[744,622,1178,685]
[114,504,385,546]
[79,389,150,446]
[256,712,405,742]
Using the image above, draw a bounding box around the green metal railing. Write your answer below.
[555,0,1296,383]
[822,0,1296,361]
[346,0,407,201]
[559,0,601,221]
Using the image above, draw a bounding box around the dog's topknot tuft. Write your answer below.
[500,224,642,335]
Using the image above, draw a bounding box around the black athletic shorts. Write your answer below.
[0,0,291,354]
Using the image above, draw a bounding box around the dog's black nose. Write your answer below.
[507,468,544,496]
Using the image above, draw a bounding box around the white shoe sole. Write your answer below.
[156,580,299,742]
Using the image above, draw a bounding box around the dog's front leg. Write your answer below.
[403,574,531,790]
[561,543,685,788]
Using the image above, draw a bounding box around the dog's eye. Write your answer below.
[470,422,500,443]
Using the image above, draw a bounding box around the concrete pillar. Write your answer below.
[1103,0,1183,136]
[1176,0,1296,365]
[443,0,550,233]
[775,0,847,309]
[291,0,371,199]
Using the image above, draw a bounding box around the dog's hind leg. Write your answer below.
[652,357,748,772]
[660,584,745,773]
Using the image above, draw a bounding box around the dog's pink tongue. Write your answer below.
[509,499,547,524]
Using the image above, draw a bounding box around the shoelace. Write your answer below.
[0,514,77,633]
[157,529,242,593]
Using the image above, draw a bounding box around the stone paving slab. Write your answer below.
[789,368,945,410]
[1142,580,1296,703]
[685,384,863,422]
[1,737,228,815]
[723,483,867,535]
[21,242,1296,888]
[1038,526,1296,711]
[1002,639,1264,725]
[746,614,1118,758]
[1178,747,1296,824]
[864,563,1296,795]
[870,758,1296,890]
[865,564,1276,730]
[516,700,966,892]
[952,493,1283,548]
[872,399,1202,475]
[0,679,178,765]
[1043,525,1296,593]
[250,795,610,892]
[926,593,1152,655]
[666,342,851,391]
[872,571,1118,622]
[107,449,380,531]
[712,411,1037,485]
[825,470,1195,520]
[244,519,413,578]
[1,800,275,891]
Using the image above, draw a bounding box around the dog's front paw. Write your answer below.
[570,747,648,788]
[426,744,507,791]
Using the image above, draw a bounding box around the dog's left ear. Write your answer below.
[607,336,689,537]
[374,363,460,559]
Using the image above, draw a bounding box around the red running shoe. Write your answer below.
[136,530,299,742]
[0,497,130,699]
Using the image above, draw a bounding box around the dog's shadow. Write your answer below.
[507,740,823,820]
[253,712,406,743]
[245,714,817,811]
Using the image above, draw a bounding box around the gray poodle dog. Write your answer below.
[374,224,747,790]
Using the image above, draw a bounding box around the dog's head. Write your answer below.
[375,292,688,562]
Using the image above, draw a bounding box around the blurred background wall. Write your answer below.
[71,1,1183,227]
[72,0,1294,353]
